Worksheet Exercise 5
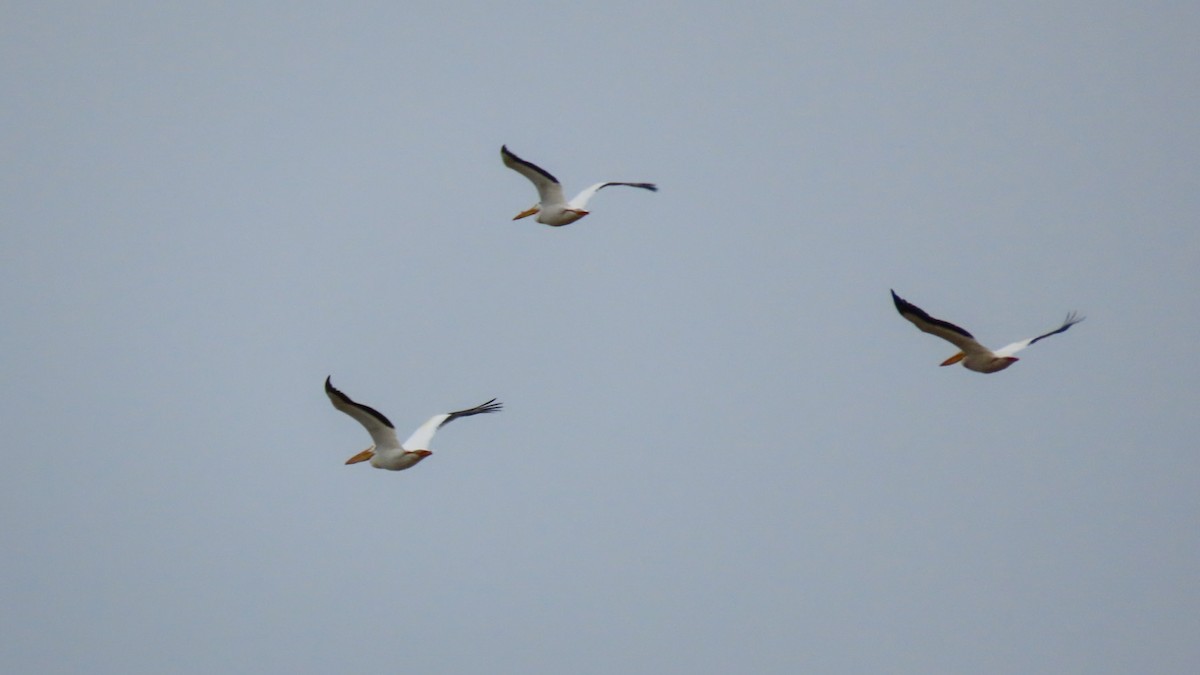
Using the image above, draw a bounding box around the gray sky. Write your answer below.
[3,2,1198,673]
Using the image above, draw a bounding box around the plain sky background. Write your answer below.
[3,2,1198,673]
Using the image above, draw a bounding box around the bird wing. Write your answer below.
[993,312,1085,357]
[325,377,401,452]
[402,398,503,450]
[501,146,567,206]
[568,182,659,210]
[891,290,990,356]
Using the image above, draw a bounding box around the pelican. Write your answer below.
[891,290,1084,373]
[325,376,501,470]
[501,145,657,226]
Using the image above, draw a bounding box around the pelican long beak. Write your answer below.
[513,206,539,220]
[940,352,966,367]
[344,447,375,465]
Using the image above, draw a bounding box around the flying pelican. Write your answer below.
[891,290,1084,374]
[325,376,501,470]
[501,145,657,226]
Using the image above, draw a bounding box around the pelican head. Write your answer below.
[513,204,540,220]
[345,446,376,465]
[940,352,966,367]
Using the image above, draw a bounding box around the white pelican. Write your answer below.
[891,290,1084,374]
[501,145,657,226]
[325,377,501,470]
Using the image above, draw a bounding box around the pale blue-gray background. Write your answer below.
[3,3,1197,673]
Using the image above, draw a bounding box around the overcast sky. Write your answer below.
[3,3,1198,673]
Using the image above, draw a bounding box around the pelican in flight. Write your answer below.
[501,145,657,226]
[891,290,1084,374]
[325,376,501,470]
